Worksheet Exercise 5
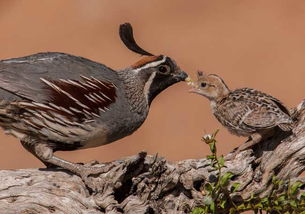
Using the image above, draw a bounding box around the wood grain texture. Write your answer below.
[0,100,305,213]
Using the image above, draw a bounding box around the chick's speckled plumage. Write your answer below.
[190,72,293,137]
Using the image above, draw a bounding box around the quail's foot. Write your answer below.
[227,134,262,159]
[236,133,263,153]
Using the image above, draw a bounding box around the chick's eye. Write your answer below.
[158,65,169,73]
[200,82,207,88]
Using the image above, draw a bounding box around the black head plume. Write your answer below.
[119,23,154,56]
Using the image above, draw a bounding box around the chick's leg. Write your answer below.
[237,133,262,152]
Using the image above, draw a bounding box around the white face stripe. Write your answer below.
[133,56,166,73]
[143,71,157,102]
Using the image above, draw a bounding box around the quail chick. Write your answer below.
[189,71,293,151]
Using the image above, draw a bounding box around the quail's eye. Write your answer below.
[158,65,170,73]
[200,82,207,88]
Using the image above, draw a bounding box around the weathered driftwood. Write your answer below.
[1,100,305,214]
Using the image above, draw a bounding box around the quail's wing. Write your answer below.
[228,88,292,129]
[0,52,121,118]
[216,99,256,132]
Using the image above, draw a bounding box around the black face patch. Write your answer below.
[158,57,176,74]
[147,73,180,105]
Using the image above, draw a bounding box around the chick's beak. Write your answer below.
[185,78,200,93]
[189,87,200,94]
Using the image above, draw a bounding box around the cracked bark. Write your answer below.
[1,100,305,214]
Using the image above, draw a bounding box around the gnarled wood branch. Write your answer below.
[1,100,305,214]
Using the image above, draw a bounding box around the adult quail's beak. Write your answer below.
[176,71,188,81]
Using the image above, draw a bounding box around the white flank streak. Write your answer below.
[80,75,91,81]
[32,112,44,119]
[27,109,38,115]
[83,109,93,116]
[69,107,83,113]
[83,119,95,124]
[75,100,91,110]
[24,120,41,129]
[33,102,51,109]
[88,94,101,103]
[53,117,71,126]
[104,107,110,111]
[102,94,112,101]
[86,81,100,89]
[91,77,110,89]
[68,80,87,89]
[82,82,96,90]
[93,93,105,102]
[98,107,106,113]
[112,83,118,89]
[85,94,97,103]
[58,106,74,115]
[40,78,63,92]
[53,113,75,126]
[59,79,70,84]
[41,78,90,110]
[49,102,62,110]
[40,112,56,122]
[133,56,166,73]
[18,102,37,107]
[144,71,157,102]
[91,112,100,117]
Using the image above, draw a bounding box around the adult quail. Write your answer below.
[0,23,188,176]
[189,71,293,151]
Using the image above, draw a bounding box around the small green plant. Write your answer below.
[192,131,305,214]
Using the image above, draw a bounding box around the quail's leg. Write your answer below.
[21,140,56,168]
[236,133,263,152]
[21,140,112,185]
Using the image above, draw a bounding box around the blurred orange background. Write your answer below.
[0,0,304,169]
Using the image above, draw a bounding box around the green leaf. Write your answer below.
[236,204,246,210]
[218,156,225,167]
[209,142,216,153]
[204,183,214,193]
[291,181,303,195]
[278,195,286,202]
[210,201,215,213]
[207,155,215,160]
[289,200,297,208]
[191,208,205,214]
[231,183,240,192]
[220,172,233,186]
[220,200,226,208]
[272,175,279,185]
